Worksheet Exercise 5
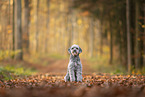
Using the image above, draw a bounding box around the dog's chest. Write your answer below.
[69,55,81,70]
[70,55,80,63]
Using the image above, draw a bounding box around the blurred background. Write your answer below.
[0,0,145,78]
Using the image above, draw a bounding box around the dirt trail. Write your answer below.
[28,58,95,74]
[0,57,95,75]
[45,59,95,73]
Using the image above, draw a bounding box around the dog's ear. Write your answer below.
[79,47,82,54]
[68,48,71,54]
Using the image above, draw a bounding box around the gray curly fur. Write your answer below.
[64,45,82,82]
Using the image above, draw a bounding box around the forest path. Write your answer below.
[25,58,95,74]
[0,56,96,74]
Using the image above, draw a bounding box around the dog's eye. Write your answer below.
[76,48,78,50]
[72,48,74,49]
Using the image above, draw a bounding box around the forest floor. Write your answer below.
[0,55,145,97]
[0,55,97,75]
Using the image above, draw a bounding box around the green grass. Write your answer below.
[88,55,145,75]
[88,55,127,75]
[24,53,66,66]
[0,65,36,81]
[0,50,21,61]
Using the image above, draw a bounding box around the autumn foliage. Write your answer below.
[0,0,145,96]
[0,74,145,97]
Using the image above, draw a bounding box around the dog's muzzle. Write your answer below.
[72,50,78,55]
[73,50,77,53]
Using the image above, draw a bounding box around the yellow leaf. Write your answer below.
[8,30,12,34]
[77,19,82,25]
[142,25,145,28]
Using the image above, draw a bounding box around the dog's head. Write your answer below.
[68,44,82,56]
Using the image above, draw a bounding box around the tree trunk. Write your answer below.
[12,0,15,58]
[23,0,30,53]
[0,11,2,50]
[45,0,50,53]
[109,16,113,65]
[67,2,72,48]
[14,0,23,60]
[8,0,11,25]
[100,19,103,55]
[68,15,72,48]
[71,12,75,45]
[119,30,123,63]
[143,2,145,67]
[35,0,39,52]
[122,9,128,70]
[89,18,94,58]
[138,0,144,69]
[130,0,135,69]
[126,0,131,73]
[135,0,139,70]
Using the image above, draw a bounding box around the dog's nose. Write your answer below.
[74,50,76,52]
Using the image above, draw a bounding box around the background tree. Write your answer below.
[14,0,23,60]
[23,0,31,54]
[0,0,144,73]
[126,0,131,73]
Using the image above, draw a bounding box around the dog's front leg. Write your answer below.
[64,72,70,82]
[76,63,82,82]
[68,62,75,82]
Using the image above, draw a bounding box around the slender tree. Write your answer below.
[126,0,131,73]
[130,0,135,69]
[14,0,23,60]
[23,0,30,53]
[89,17,94,57]
[135,0,139,70]
[100,19,103,55]
[138,0,144,68]
[12,0,15,58]
[143,2,145,67]
[109,14,113,65]
[35,0,39,52]
[45,0,50,53]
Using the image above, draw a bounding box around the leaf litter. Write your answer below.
[0,73,145,97]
